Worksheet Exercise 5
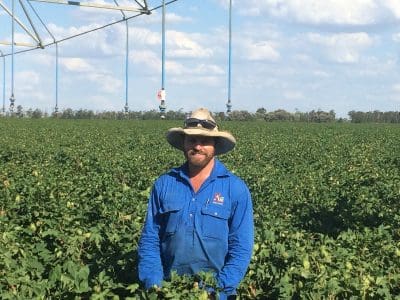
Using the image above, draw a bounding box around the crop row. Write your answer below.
[0,119,399,299]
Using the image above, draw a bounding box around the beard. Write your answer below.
[185,149,215,170]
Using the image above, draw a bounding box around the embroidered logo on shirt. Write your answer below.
[212,193,224,205]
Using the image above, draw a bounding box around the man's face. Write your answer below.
[183,135,215,170]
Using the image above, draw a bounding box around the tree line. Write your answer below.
[348,110,400,123]
[1,105,399,123]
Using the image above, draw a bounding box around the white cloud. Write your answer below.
[243,40,280,61]
[16,70,40,87]
[166,60,224,78]
[71,0,128,23]
[392,83,400,92]
[167,31,213,58]
[313,70,331,78]
[48,23,103,41]
[171,75,221,86]
[191,64,224,75]
[307,32,374,63]
[131,48,221,78]
[164,12,193,24]
[131,27,160,47]
[45,23,123,57]
[23,51,54,67]
[388,93,400,103]
[132,50,160,71]
[47,23,211,62]
[13,71,51,108]
[71,2,191,28]
[239,0,400,25]
[214,0,233,10]
[392,32,400,42]
[4,33,39,47]
[165,60,186,76]
[383,0,400,18]
[46,23,124,57]
[58,56,122,93]
[87,73,122,93]
[61,57,94,72]
[288,0,377,25]
[283,90,305,100]
[293,54,313,63]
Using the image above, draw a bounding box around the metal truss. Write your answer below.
[0,0,232,116]
[0,0,151,51]
[0,0,179,114]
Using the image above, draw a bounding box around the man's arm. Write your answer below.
[138,186,164,289]
[217,185,254,296]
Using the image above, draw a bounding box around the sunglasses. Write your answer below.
[184,118,217,130]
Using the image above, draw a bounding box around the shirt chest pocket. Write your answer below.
[160,201,184,235]
[201,205,230,239]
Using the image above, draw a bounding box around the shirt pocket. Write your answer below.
[201,205,230,239]
[160,201,184,235]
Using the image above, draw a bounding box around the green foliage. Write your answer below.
[0,119,399,299]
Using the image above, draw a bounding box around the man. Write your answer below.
[138,108,254,299]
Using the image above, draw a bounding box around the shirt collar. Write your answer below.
[171,158,230,180]
[209,158,230,179]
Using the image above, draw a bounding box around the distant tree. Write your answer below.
[61,108,74,119]
[98,111,117,119]
[116,111,126,120]
[25,108,33,118]
[16,105,24,118]
[229,110,254,121]
[215,112,226,121]
[31,109,43,119]
[142,109,162,120]
[4,106,398,122]
[348,110,400,123]
[52,110,61,118]
[265,109,293,121]
[124,111,140,120]
[165,109,186,120]
[329,110,336,120]
[75,109,94,119]
[255,107,267,120]
[308,110,335,122]
[293,109,301,122]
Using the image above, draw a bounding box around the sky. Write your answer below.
[1,0,400,118]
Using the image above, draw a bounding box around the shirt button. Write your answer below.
[192,198,195,202]
[214,212,218,216]
[190,213,193,217]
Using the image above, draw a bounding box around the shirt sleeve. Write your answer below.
[216,183,254,295]
[138,184,164,289]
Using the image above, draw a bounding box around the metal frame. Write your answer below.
[158,0,166,118]
[0,1,41,45]
[0,0,206,115]
[226,0,232,115]
[0,0,154,113]
[0,0,151,51]
[0,50,5,114]
[29,0,148,13]
[9,0,16,112]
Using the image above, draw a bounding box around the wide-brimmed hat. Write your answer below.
[166,108,236,155]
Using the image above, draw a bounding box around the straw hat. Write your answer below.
[166,108,236,155]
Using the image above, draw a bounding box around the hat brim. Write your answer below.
[166,127,236,155]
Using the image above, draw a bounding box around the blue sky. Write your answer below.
[1,0,400,118]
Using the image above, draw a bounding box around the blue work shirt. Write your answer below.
[138,159,254,297]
